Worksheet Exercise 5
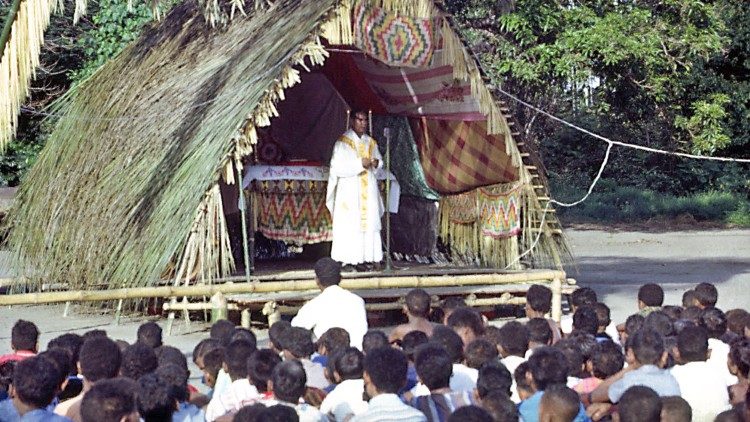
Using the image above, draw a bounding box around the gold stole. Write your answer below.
[338,135,376,231]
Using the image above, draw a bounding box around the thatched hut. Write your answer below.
[4,0,569,294]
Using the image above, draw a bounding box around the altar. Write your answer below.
[242,164,400,245]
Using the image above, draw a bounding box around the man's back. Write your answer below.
[351,393,426,422]
[292,285,368,349]
[670,361,730,421]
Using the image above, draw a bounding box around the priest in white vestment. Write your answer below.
[326,111,384,266]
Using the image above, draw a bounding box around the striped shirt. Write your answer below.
[351,394,426,422]
[409,390,475,422]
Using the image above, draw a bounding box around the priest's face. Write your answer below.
[352,112,367,136]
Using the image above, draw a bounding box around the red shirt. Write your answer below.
[0,350,36,366]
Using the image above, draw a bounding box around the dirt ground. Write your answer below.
[0,228,748,388]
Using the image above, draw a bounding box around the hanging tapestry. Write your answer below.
[477,185,521,238]
[444,190,478,224]
[353,2,435,68]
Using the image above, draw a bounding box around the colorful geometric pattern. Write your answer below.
[354,2,435,68]
[444,190,478,224]
[415,119,518,194]
[477,185,521,238]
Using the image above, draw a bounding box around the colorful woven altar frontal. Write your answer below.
[354,2,435,68]
[478,186,521,238]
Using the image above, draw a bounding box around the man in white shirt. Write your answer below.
[205,340,258,421]
[292,258,368,349]
[320,347,369,420]
[259,360,328,422]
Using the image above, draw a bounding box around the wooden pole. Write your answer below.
[0,0,22,60]
[237,160,252,279]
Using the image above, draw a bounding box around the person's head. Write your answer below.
[681,306,703,323]
[136,373,174,422]
[553,339,586,379]
[39,348,71,394]
[623,314,645,343]
[350,110,368,136]
[727,309,750,336]
[257,404,300,422]
[201,347,224,388]
[728,338,750,379]
[570,288,597,311]
[694,282,718,308]
[565,331,598,363]
[11,355,60,410]
[210,320,236,347]
[135,322,162,349]
[715,409,744,422]
[332,347,364,382]
[247,348,282,392]
[314,257,342,288]
[224,340,257,381]
[191,338,220,368]
[527,318,553,346]
[496,321,529,358]
[638,283,664,308]
[675,325,709,363]
[591,340,624,379]
[447,405,493,422]
[270,360,306,403]
[441,296,467,323]
[644,310,674,338]
[617,386,661,422]
[279,327,314,360]
[526,346,568,391]
[80,377,139,422]
[47,333,84,375]
[661,306,683,322]
[672,318,696,335]
[660,396,692,422]
[362,330,389,355]
[479,390,518,422]
[447,307,485,346]
[120,343,158,380]
[405,288,431,318]
[79,336,122,383]
[268,320,292,352]
[155,346,188,373]
[400,330,429,362]
[539,384,581,422]
[155,363,189,403]
[475,360,512,399]
[10,320,39,352]
[430,325,465,364]
[513,362,534,399]
[699,307,727,339]
[0,361,16,396]
[626,328,665,366]
[317,327,350,356]
[363,346,408,395]
[526,285,552,316]
[230,328,258,350]
[233,403,267,422]
[414,343,452,391]
[464,339,498,369]
[572,305,598,336]
[681,289,697,308]
[593,303,611,332]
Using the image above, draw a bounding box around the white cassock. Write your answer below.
[326,129,384,265]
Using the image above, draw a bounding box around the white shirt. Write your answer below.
[320,378,368,419]
[670,360,731,422]
[259,398,329,422]
[292,285,368,350]
[708,338,738,386]
[501,355,526,403]
[410,363,478,397]
[350,393,426,422]
[205,378,260,421]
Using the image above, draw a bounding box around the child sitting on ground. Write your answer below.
[573,340,624,395]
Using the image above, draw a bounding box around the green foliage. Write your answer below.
[675,94,731,154]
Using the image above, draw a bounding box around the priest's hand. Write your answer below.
[361,157,372,169]
[370,158,379,169]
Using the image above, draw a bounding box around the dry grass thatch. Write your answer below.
[5,0,340,291]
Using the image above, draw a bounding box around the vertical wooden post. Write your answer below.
[551,277,562,323]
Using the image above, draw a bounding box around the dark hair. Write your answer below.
[401,330,429,361]
[480,390,518,422]
[80,377,138,422]
[317,327,350,355]
[405,288,431,318]
[10,320,39,351]
[82,329,108,342]
[447,405,493,422]
[39,348,72,389]
[594,302,611,328]
[257,404,300,422]
[314,257,342,287]
[676,326,709,362]
[625,314,645,336]
[661,306,683,322]
[363,347,408,394]
[414,343,452,390]
[673,319,697,335]
[627,328,664,365]
[120,343,158,380]
[80,336,122,382]
[202,347,225,379]
[729,338,750,378]
[465,339,499,369]
[247,349,282,392]
[192,338,221,365]
[233,403,267,422]
[572,305,599,335]
[496,321,529,357]
[271,360,307,403]
[279,327,314,359]
[526,346,568,390]
[225,340,257,381]
[155,346,188,372]
[554,339,586,378]
[210,320,236,346]
[136,373,174,422]
[47,333,84,376]
[592,341,625,379]
[682,290,697,308]
[513,362,533,394]
[476,361,512,398]
[527,318,552,345]
[362,330,389,355]
[0,361,16,396]
[570,288,597,309]
[430,325,465,363]
[12,356,60,408]
[618,386,661,422]
[155,363,189,403]
[540,384,581,422]
[442,297,467,312]
[230,328,258,350]
[661,396,692,422]
[268,321,292,351]
[644,311,674,338]
[699,307,727,338]
[726,309,750,336]
[527,285,552,314]
[333,347,364,381]
[136,322,163,349]
[681,306,703,323]
[447,307,485,336]
[694,282,718,308]
[638,284,664,307]
[566,331,598,362]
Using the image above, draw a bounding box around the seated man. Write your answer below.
[0,320,39,366]
[518,347,586,422]
[1,356,70,421]
[409,343,475,420]
[389,289,437,343]
[539,385,583,422]
[206,340,258,421]
[80,378,140,422]
[260,360,327,422]
[279,327,329,390]
[617,386,662,422]
[319,347,368,419]
[292,258,368,350]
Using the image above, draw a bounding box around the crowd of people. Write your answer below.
[0,257,749,422]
